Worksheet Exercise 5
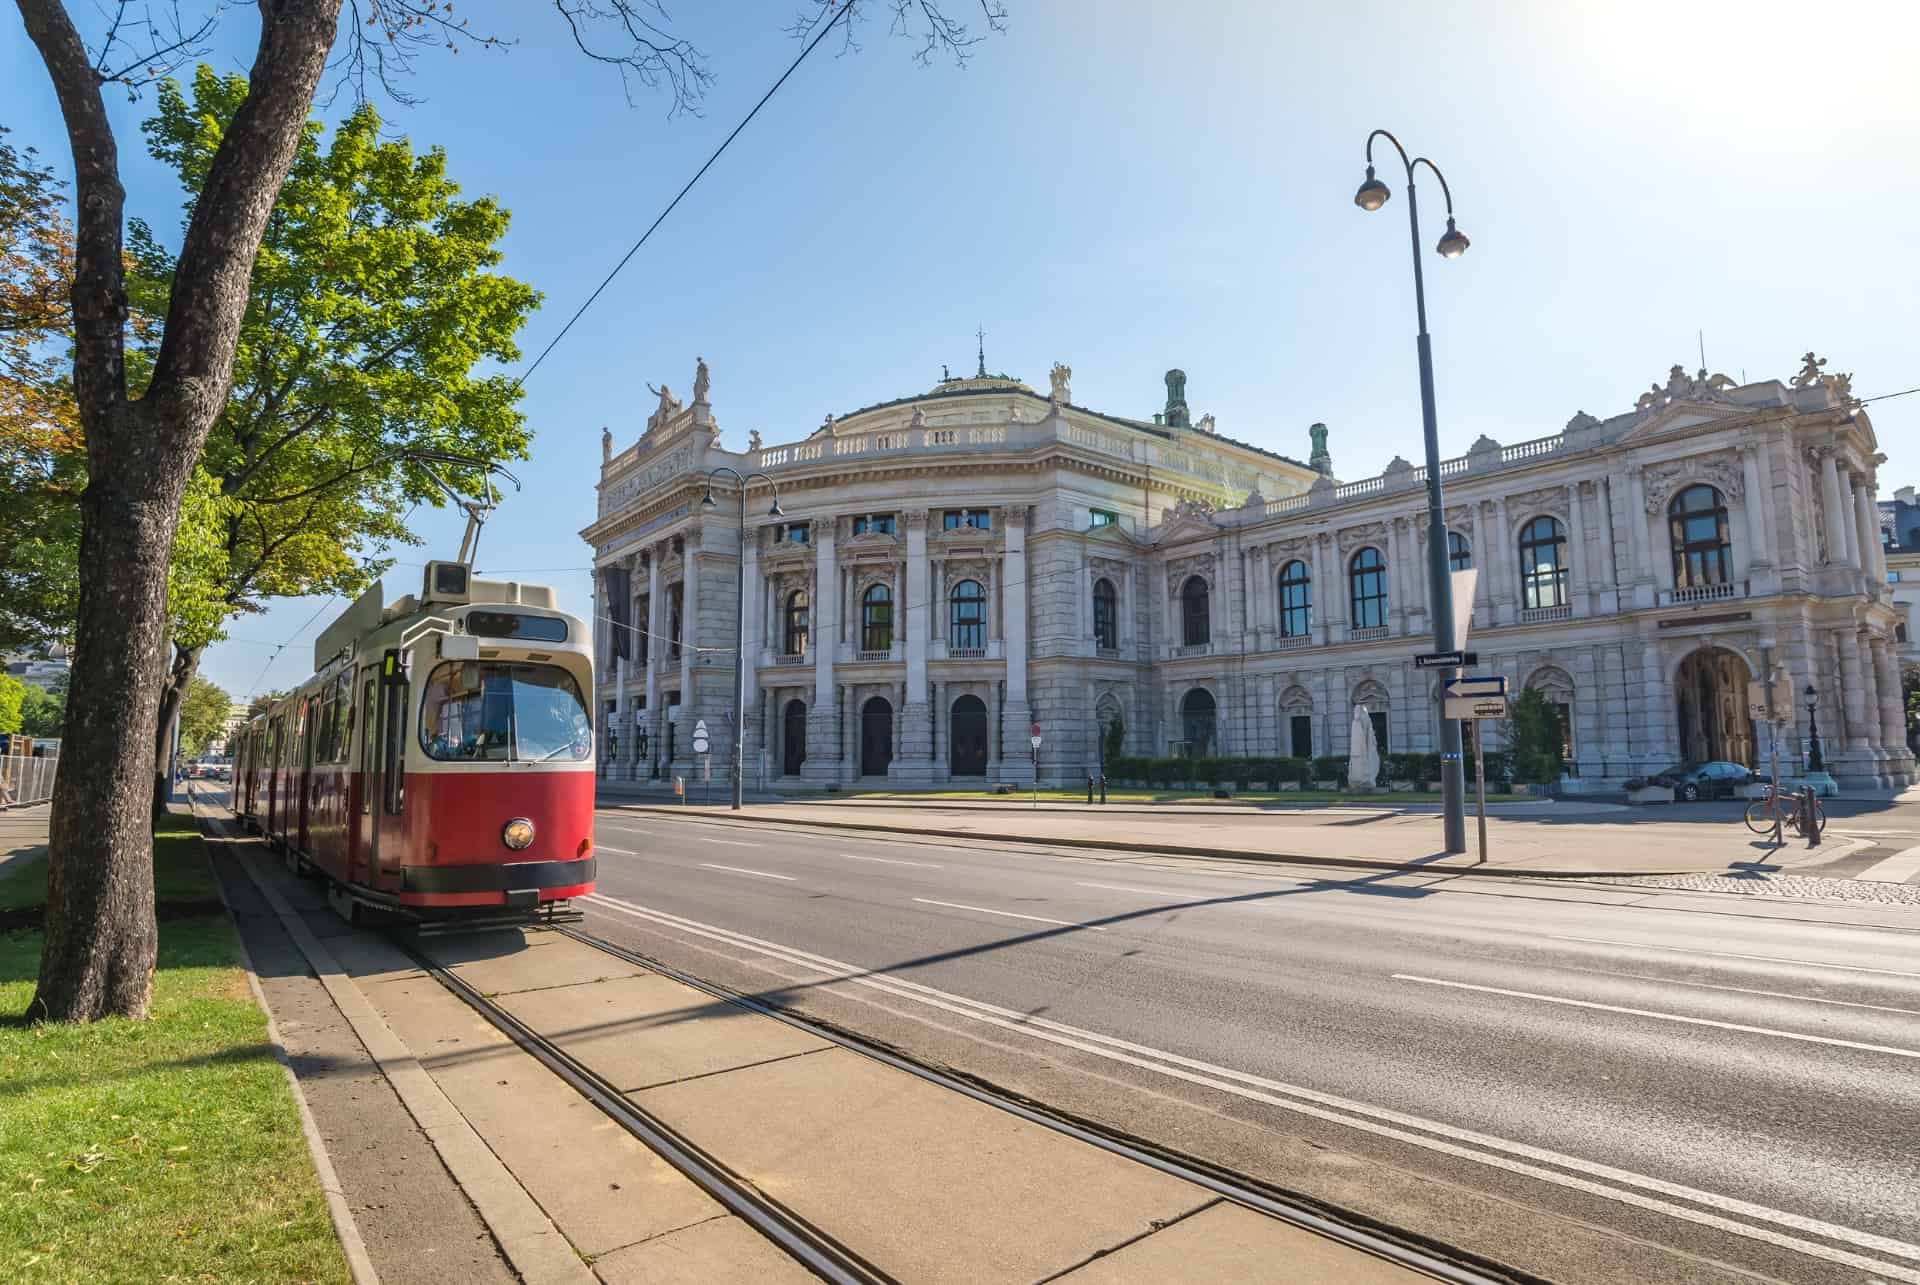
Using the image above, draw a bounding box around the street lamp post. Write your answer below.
[1353,128,1473,855]
[1803,683,1825,772]
[704,467,783,810]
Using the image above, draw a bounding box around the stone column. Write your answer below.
[1818,449,1849,567]
[1856,630,1882,752]
[1854,477,1883,587]
[1470,502,1495,616]
[899,513,931,779]
[677,534,700,772]
[1311,532,1334,644]
[1873,638,1911,778]
[1837,629,1869,749]
[1000,506,1034,784]
[1567,482,1591,617]
[1245,547,1264,650]
[804,520,839,783]
[643,551,663,778]
[1384,522,1405,633]
[1625,468,1654,608]
[1491,495,1514,624]
[1739,447,1770,580]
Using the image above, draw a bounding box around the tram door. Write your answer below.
[356,668,379,885]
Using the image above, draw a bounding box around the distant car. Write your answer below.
[1647,760,1753,802]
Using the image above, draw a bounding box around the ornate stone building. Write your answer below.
[581,353,1913,790]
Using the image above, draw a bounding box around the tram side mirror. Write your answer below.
[381,647,413,686]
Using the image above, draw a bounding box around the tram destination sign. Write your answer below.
[1415,650,1478,669]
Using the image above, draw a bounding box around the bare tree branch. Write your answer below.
[551,1,712,116]
[787,0,1006,67]
[87,0,218,95]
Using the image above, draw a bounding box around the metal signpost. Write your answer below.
[1442,675,1508,864]
[1749,667,1792,847]
[1029,722,1043,809]
[693,718,711,805]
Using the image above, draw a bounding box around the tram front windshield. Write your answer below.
[420,661,592,763]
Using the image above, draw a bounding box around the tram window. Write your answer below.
[419,661,592,763]
[382,679,407,815]
[465,610,568,643]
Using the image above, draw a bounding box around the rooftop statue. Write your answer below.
[1049,362,1072,406]
[693,356,711,404]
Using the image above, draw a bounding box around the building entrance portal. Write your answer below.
[950,694,989,776]
[1676,646,1755,765]
[782,699,807,776]
[861,696,894,777]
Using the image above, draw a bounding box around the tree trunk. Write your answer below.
[152,644,203,821]
[33,402,187,1022]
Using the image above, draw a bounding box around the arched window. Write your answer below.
[783,589,810,656]
[1092,578,1118,650]
[861,584,893,652]
[1181,576,1211,647]
[1180,687,1216,756]
[1669,484,1732,587]
[1277,560,1312,638]
[1348,547,1388,630]
[1447,531,1473,571]
[949,579,986,650]
[1518,515,1569,609]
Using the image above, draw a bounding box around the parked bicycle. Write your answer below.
[1744,784,1823,838]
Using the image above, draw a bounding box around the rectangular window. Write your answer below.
[1290,715,1313,760]
[784,523,811,544]
[465,610,568,643]
[851,514,896,536]
[669,584,683,657]
[1369,710,1389,755]
[942,509,991,531]
[1090,509,1118,528]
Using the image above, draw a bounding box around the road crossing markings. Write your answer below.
[579,892,1920,1281]
[698,863,795,881]
[911,898,1107,931]
[1393,974,1920,1061]
[1547,934,1920,980]
[838,853,942,868]
[1852,843,1920,884]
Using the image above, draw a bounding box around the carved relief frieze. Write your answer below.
[1641,452,1744,512]
[1164,552,1215,594]
[1505,485,1571,520]
[1335,521,1388,552]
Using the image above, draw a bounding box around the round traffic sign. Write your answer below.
[1029,734,1043,749]
[693,736,710,754]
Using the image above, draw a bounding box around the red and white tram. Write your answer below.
[232,561,596,925]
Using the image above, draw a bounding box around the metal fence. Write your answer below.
[0,754,58,807]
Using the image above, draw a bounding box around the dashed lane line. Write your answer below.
[698,863,795,881]
[1548,934,1920,980]
[911,898,1107,931]
[1394,974,1920,1061]
[595,844,638,855]
[838,853,942,869]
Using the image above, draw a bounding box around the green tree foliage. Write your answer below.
[1506,687,1565,784]
[20,679,66,738]
[135,68,540,674]
[177,676,233,758]
[0,674,25,734]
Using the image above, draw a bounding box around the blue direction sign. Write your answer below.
[1415,650,1478,669]
[1444,676,1508,699]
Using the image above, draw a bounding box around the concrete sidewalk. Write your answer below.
[0,804,49,882]
[195,802,1448,1282]
[600,800,1863,878]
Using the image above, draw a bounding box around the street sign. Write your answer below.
[1449,568,1479,651]
[1445,694,1509,720]
[692,717,710,755]
[1415,650,1478,669]
[1747,675,1792,722]
[1029,734,1043,750]
[1443,675,1507,699]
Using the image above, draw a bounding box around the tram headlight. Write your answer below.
[501,818,536,851]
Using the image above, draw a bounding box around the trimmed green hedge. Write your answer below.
[1109,756,1316,789]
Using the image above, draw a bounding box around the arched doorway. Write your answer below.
[1675,647,1754,765]
[949,694,989,777]
[782,699,807,776]
[861,696,894,777]
[1180,688,1216,757]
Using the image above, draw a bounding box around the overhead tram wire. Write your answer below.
[511,0,856,393]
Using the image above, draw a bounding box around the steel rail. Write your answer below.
[558,926,1530,1285]
[396,940,889,1285]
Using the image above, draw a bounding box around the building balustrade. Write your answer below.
[1661,581,1746,606]
[1272,632,1314,650]
[1520,604,1573,624]
[1348,625,1390,641]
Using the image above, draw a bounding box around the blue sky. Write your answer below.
[6,0,1916,700]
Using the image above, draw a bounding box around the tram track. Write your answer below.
[405,920,1523,1284]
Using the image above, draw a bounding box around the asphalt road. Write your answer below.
[581,806,1920,1285]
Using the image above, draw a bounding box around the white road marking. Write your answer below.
[581,892,1920,1280]
[839,853,941,868]
[1853,843,1920,884]
[698,863,794,881]
[1394,974,1920,1061]
[911,898,1106,931]
[594,844,638,855]
[1548,934,1920,980]
[1573,967,1920,1018]
[1077,880,1193,897]
[700,838,764,849]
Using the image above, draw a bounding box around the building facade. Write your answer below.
[582,353,1913,791]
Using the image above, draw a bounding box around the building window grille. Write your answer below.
[1519,515,1570,609]
[1348,548,1388,630]
[1669,484,1732,587]
[1447,531,1473,571]
[861,584,893,652]
[1093,578,1118,650]
[1180,576,1210,647]
[949,579,986,650]
[1277,559,1312,638]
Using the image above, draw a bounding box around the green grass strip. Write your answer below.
[0,814,348,1283]
[789,788,1530,805]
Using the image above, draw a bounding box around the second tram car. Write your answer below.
[233,561,596,925]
